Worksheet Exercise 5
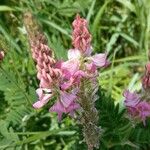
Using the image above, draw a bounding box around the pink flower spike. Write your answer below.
[68,49,81,60]
[91,53,108,68]
[72,14,92,55]
[33,88,53,109]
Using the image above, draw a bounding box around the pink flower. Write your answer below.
[60,91,77,107]
[60,78,74,90]
[137,101,150,125]
[123,90,140,107]
[68,49,81,60]
[49,90,80,121]
[73,70,87,84]
[90,53,109,68]
[123,90,150,125]
[85,63,97,73]
[60,70,86,90]
[33,88,53,109]
[61,59,80,80]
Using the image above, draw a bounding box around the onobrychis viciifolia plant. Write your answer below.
[123,61,150,126]
[24,13,108,150]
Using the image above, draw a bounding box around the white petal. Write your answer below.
[68,49,81,60]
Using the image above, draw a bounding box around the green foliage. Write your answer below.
[97,90,150,150]
[0,0,150,149]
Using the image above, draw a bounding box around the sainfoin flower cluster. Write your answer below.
[28,14,108,149]
[32,15,108,119]
[123,62,150,126]
[123,90,150,125]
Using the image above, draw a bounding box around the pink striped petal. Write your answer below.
[91,53,108,67]
[60,79,73,90]
[33,101,45,109]
[36,88,43,98]
[62,59,79,75]
[60,91,77,108]
[49,101,65,121]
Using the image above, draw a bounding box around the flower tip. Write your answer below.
[76,13,80,19]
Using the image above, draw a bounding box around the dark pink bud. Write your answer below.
[72,14,92,56]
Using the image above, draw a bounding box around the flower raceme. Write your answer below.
[32,47,108,119]
[72,14,92,56]
[29,14,108,150]
[32,15,108,121]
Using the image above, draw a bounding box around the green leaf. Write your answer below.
[0,6,14,11]
[92,0,111,35]
[119,32,139,47]
[40,19,71,38]
[116,0,136,13]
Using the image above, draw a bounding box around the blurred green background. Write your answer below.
[0,0,150,149]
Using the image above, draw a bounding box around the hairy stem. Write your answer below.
[78,79,101,150]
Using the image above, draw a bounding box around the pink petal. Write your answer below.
[60,91,77,108]
[123,90,140,107]
[61,78,74,90]
[42,94,52,103]
[62,59,79,75]
[66,102,80,113]
[49,101,65,121]
[68,49,81,60]
[40,78,50,88]
[86,63,97,73]
[73,70,86,84]
[62,69,72,80]
[55,60,63,69]
[36,88,43,99]
[33,101,45,109]
[91,53,108,67]
[49,101,65,113]
[84,46,92,56]
[34,88,52,109]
